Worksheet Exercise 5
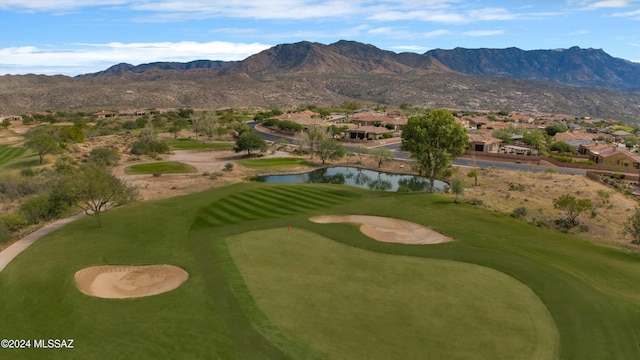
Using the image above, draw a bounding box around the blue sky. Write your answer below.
[1,0,639,76]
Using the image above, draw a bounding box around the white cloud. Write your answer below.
[568,0,640,9]
[1,1,522,25]
[462,30,504,37]
[584,0,634,9]
[612,8,640,17]
[568,29,591,35]
[0,41,271,76]
[389,45,429,52]
[0,0,128,11]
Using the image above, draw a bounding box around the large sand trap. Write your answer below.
[309,215,453,244]
[75,265,188,299]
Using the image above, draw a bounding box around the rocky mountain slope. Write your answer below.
[1,40,639,121]
[425,46,640,91]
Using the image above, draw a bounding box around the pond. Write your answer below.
[254,166,446,192]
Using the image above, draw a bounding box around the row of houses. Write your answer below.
[0,115,22,122]
[92,108,178,119]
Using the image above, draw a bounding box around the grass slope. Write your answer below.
[227,228,558,360]
[124,161,197,175]
[163,138,234,150]
[238,157,314,168]
[1,182,639,359]
[0,144,28,169]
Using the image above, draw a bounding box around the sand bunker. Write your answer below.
[309,215,453,244]
[75,265,188,299]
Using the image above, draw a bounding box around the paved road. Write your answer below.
[250,122,587,175]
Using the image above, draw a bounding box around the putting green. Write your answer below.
[124,161,197,174]
[226,228,559,360]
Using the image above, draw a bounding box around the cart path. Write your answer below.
[0,213,85,272]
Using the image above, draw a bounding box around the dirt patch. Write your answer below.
[74,265,188,299]
[111,150,254,201]
[309,215,453,244]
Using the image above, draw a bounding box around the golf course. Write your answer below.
[1,181,640,359]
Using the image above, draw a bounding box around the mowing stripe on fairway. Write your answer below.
[202,207,244,225]
[270,186,347,204]
[220,196,275,218]
[243,191,322,212]
[0,145,27,166]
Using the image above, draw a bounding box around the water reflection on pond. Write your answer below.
[254,166,446,192]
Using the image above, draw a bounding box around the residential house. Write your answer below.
[468,133,502,153]
[588,146,640,169]
[92,110,118,119]
[346,126,393,140]
[0,115,22,122]
[554,132,596,148]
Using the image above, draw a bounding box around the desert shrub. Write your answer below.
[508,182,525,191]
[0,223,10,244]
[0,212,28,232]
[511,207,528,219]
[20,168,36,177]
[278,120,303,132]
[89,147,120,166]
[223,163,234,172]
[468,198,484,206]
[152,173,161,177]
[19,194,54,224]
[555,218,577,229]
[261,118,279,128]
[130,140,169,155]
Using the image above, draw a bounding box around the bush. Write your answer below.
[131,140,169,155]
[20,168,36,177]
[0,212,29,232]
[223,163,234,172]
[468,198,484,206]
[508,182,525,191]
[555,218,577,229]
[89,147,120,166]
[511,207,528,219]
[20,194,54,224]
[0,223,10,244]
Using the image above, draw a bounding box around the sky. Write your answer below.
[1,0,639,76]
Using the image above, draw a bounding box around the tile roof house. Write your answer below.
[92,110,118,119]
[346,126,393,140]
[587,146,640,169]
[468,133,502,153]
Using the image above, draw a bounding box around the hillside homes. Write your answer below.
[583,144,640,169]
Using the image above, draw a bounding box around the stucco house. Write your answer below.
[588,146,640,169]
[468,133,502,153]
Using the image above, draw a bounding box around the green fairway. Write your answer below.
[238,157,314,168]
[227,228,558,360]
[1,182,640,359]
[124,161,197,174]
[163,138,234,150]
[0,144,27,168]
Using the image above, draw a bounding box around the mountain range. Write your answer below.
[2,40,640,120]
